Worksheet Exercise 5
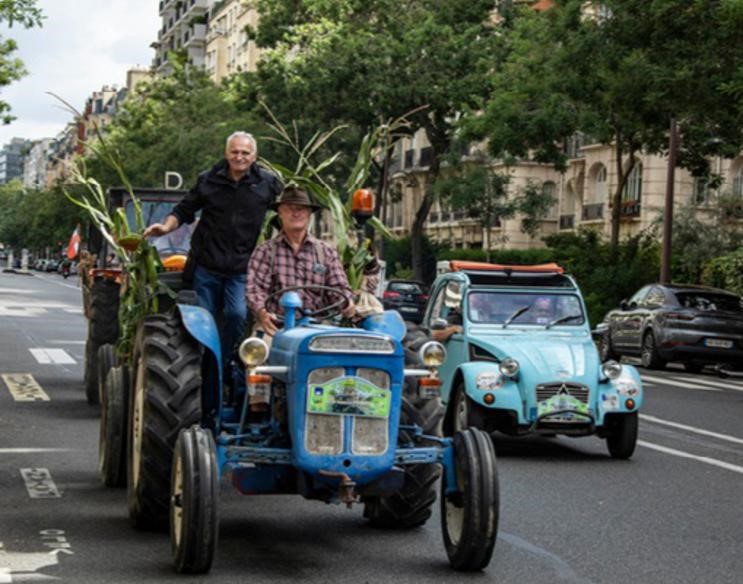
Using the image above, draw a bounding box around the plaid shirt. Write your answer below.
[247,233,353,315]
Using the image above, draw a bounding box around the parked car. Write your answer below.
[46,259,60,272]
[382,279,428,323]
[595,283,743,372]
[426,261,643,459]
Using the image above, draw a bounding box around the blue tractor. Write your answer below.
[117,285,499,574]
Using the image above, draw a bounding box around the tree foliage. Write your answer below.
[84,58,270,189]
[0,0,43,123]
[469,0,743,247]
[254,0,501,280]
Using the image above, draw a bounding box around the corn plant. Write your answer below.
[55,94,171,361]
[259,104,413,290]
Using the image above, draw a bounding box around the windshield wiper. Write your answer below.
[545,314,582,329]
[503,305,531,328]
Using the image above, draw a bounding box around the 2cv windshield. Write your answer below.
[467,291,585,327]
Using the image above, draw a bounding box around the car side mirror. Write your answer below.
[619,300,629,311]
[430,318,448,331]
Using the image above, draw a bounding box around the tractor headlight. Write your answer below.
[238,337,269,367]
[601,360,622,380]
[419,341,446,367]
[498,357,520,378]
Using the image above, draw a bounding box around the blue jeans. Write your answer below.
[193,265,248,360]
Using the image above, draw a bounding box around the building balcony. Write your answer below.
[183,23,206,48]
[559,214,575,230]
[620,199,641,218]
[581,203,604,221]
[182,0,209,21]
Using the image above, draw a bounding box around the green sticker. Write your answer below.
[538,394,590,419]
[308,376,391,418]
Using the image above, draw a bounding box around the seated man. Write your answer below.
[533,296,555,325]
[246,186,357,336]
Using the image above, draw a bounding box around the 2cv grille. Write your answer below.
[535,382,590,404]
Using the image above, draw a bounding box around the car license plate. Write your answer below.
[400,306,417,313]
[704,338,733,349]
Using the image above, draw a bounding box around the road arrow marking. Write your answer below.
[2,375,49,401]
[20,469,61,499]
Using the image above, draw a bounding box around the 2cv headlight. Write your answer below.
[601,360,623,380]
[419,341,447,367]
[238,337,269,367]
[498,357,520,378]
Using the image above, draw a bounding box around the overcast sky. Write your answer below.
[0,0,160,146]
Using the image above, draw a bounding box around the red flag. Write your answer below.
[66,225,81,260]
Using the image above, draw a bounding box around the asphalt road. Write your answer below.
[1,268,742,583]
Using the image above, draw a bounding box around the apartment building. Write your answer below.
[45,124,77,188]
[205,0,260,83]
[22,138,52,190]
[153,0,215,74]
[0,138,31,185]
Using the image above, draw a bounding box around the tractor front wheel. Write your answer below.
[127,314,202,530]
[171,425,219,574]
[441,428,499,572]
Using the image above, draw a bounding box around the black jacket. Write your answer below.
[172,160,282,275]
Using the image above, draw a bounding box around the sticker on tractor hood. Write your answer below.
[308,376,391,418]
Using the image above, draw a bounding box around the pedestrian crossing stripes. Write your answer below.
[29,348,75,365]
[2,374,49,401]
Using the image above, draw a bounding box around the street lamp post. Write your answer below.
[660,117,678,284]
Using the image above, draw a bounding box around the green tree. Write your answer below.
[0,0,43,123]
[84,58,270,189]
[254,0,501,280]
[469,0,743,248]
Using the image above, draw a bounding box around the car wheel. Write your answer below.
[641,332,665,370]
[605,412,638,459]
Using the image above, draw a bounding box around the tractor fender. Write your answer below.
[176,304,222,373]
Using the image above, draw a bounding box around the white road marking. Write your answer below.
[639,440,743,475]
[640,414,743,445]
[46,340,85,345]
[0,449,72,454]
[640,374,720,391]
[29,349,75,365]
[20,469,61,499]
[2,374,50,401]
[669,375,743,393]
[0,288,38,294]
[62,308,83,314]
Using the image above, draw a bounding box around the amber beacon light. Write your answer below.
[351,188,374,224]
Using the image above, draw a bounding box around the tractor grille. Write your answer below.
[535,382,590,404]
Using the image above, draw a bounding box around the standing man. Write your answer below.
[144,131,282,356]
[247,186,356,336]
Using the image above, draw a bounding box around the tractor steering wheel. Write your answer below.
[265,284,350,322]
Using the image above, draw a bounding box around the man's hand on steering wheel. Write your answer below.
[257,307,280,336]
[262,285,355,334]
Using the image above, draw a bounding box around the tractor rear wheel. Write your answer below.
[96,344,116,406]
[363,395,444,529]
[127,314,202,530]
[441,428,499,571]
[84,279,120,405]
[171,425,219,574]
[99,365,129,487]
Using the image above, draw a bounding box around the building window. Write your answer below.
[733,168,743,198]
[693,177,710,205]
[623,162,642,202]
[595,165,608,202]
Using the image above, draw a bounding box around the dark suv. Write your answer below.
[596,283,743,372]
[382,279,428,323]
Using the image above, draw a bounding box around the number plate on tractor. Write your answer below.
[308,376,391,418]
